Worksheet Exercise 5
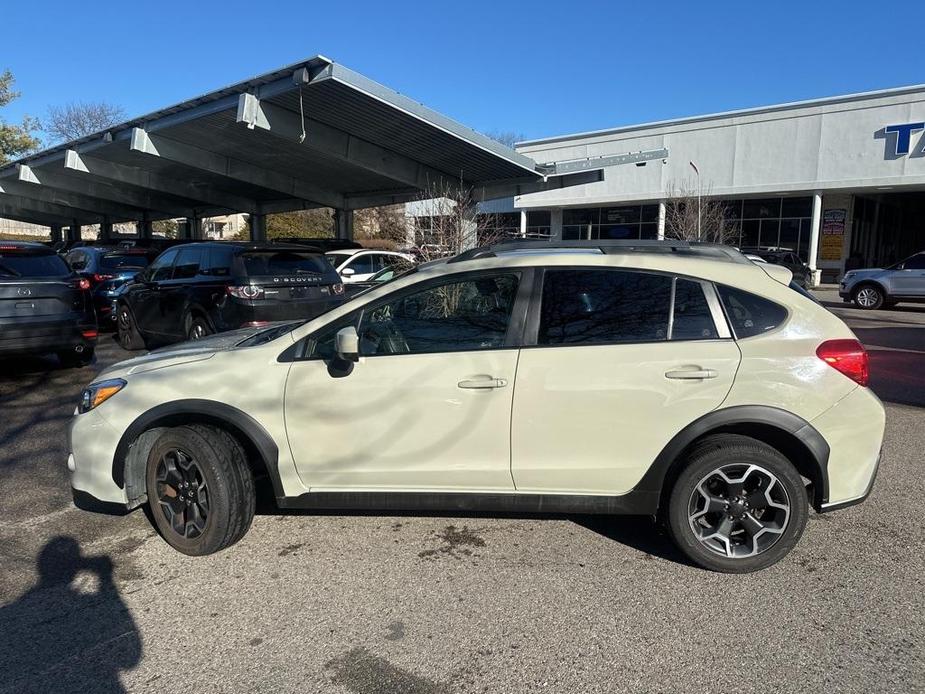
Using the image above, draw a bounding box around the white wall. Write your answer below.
[514,86,925,209]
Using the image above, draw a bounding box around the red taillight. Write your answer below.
[817,339,869,387]
[332,282,345,295]
[226,285,264,299]
[92,273,114,283]
[82,329,98,339]
[76,278,91,291]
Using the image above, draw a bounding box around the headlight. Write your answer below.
[843,271,855,280]
[78,378,126,414]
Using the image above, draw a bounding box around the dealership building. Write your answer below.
[510,84,925,283]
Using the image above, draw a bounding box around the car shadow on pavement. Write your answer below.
[0,536,142,694]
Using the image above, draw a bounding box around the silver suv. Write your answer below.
[69,240,885,573]
[840,251,925,309]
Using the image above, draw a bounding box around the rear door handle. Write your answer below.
[665,368,718,380]
[457,377,508,390]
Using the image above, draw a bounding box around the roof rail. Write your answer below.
[447,238,751,264]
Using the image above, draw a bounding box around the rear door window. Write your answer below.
[236,250,332,279]
[538,269,672,345]
[203,246,234,277]
[0,252,70,278]
[716,285,788,338]
[172,247,203,280]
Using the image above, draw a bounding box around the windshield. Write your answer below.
[101,253,151,272]
[326,252,350,267]
[236,251,330,277]
[0,252,70,278]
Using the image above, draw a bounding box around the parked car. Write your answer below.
[65,246,158,326]
[740,248,811,288]
[325,248,415,283]
[0,241,97,367]
[343,257,417,297]
[70,239,884,572]
[839,251,925,309]
[115,242,345,350]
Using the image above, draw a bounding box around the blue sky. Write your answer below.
[2,0,924,144]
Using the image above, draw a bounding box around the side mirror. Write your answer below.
[340,267,356,277]
[335,326,360,362]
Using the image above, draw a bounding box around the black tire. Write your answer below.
[852,284,885,310]
[57,347,94,368]
[667,434,808,573]
[145,425,255,556]
[186,314,213,341]
[117,304,146,351]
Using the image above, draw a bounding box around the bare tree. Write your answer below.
[409,178,510,263]
[43,101,126,142]
[664,182,734,244]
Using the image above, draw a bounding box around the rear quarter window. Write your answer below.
[716,285,788,338]
[0,252,71,278]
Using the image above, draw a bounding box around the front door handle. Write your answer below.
[457,377,508,390]
[665,368,718,380]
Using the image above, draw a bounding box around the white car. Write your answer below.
[325,249,414,283]
[69,240,885,572]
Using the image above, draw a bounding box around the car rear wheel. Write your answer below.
[117,305,146,350]
[145,425,255,556]
[853,284,884,310]
[187,315,213,341]
[57,347,94,368]
[667,434,808,573]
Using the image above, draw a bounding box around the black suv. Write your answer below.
[0,241,98,367]
[116,242,346,349]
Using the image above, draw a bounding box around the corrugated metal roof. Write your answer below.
[0,55,546,227]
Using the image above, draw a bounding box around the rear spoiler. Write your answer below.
[759,263,793,286]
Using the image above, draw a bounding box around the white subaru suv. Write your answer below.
[69,240,885,572]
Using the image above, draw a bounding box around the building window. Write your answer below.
[721,196,813,261]
[562,204,660,241]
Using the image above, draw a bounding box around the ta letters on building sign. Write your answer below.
[821,209,846,261]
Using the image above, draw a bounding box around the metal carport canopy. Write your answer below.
[0,55,601,236]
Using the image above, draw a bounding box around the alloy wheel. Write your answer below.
[856,287,880,308]
[155,448,210,539]
[118,310,133,347]
[687,463,791,559]
[189,322,208,340]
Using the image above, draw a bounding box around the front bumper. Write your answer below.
[68,408,129,508]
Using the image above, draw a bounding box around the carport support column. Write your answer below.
[519,210,527,238]
[100,216,113,242]
[550,208,563,241]
[186,215,203,240]
[657,201,666,240]
[250,213,267,241]
[138,214,153,240]
[50,224,63,244]
[334,209,354,241]
[69,219,81,243]
[808,192,823,288]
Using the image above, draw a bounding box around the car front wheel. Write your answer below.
[667,434,808,573]
[145,425,255,556]
[853,284,884,310]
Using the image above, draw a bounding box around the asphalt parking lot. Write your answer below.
[1,290,923,694]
